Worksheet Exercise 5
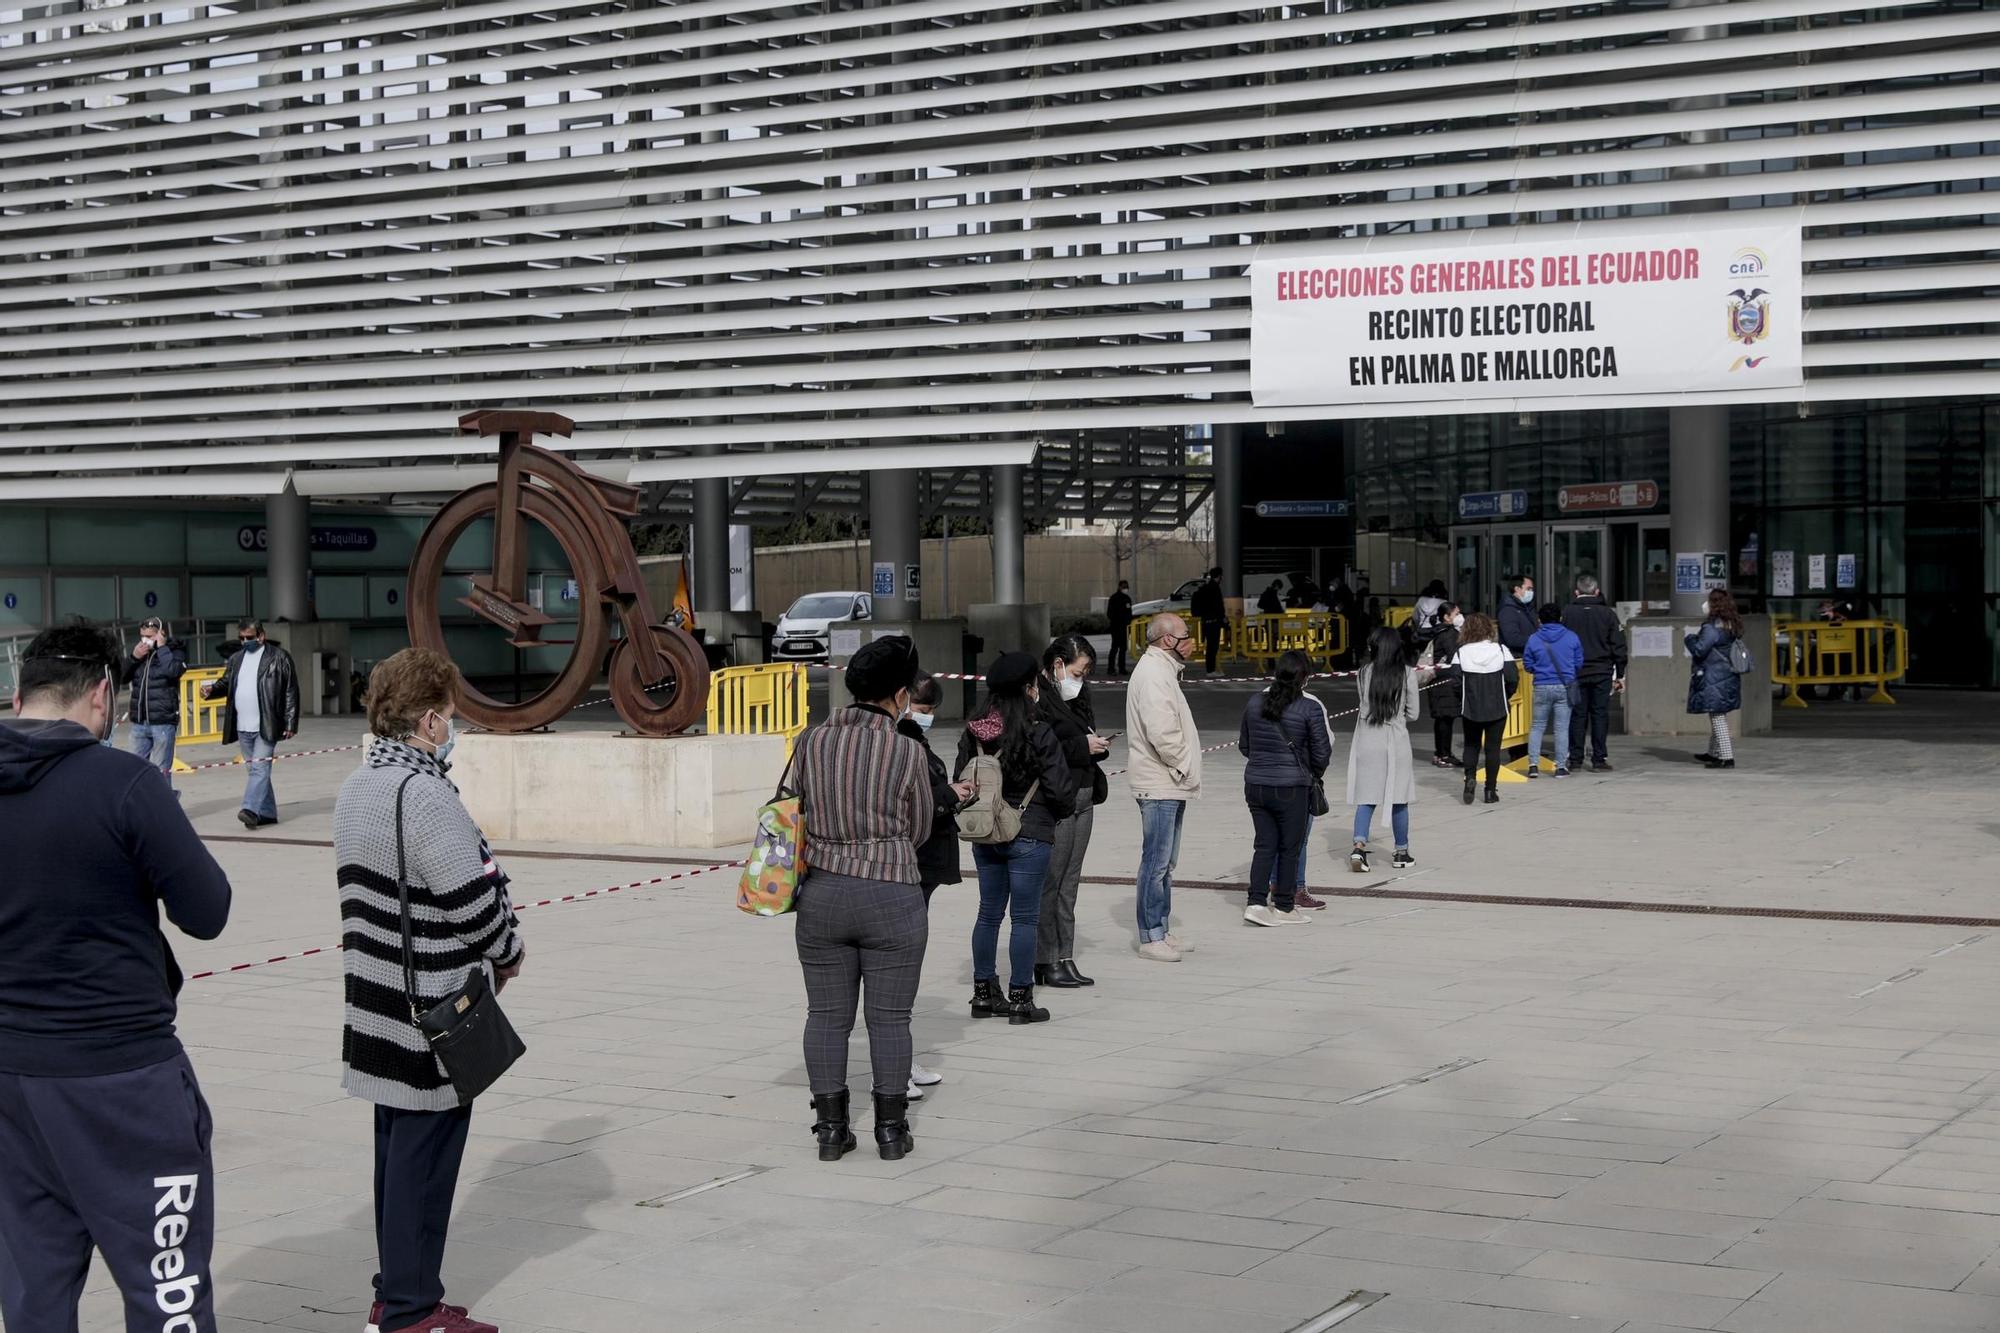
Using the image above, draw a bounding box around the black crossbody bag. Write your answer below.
[1275,715,1331,817]
[392,774,526,1105]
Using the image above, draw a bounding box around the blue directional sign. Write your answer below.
[2,593,15,610]
[1254,500,1350,519]
[1457,489,1530,520]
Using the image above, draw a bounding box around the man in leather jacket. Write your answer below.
[201,619,300,828]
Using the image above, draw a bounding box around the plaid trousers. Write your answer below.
[795,871,930,1097]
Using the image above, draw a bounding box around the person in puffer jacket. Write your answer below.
[121,616,187,778]
[1237,650,1331,927]
[1522,605,1583,778]
[1456,612,1520,804]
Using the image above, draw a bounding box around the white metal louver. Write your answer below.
[1,0,1995,503]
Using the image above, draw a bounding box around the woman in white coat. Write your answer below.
[1345,627,1420,875]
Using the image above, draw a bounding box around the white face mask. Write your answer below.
[1057,674,1083,702]
[909,710,935,731]
[1517,589,1534,604]
[1450,614,1465,629]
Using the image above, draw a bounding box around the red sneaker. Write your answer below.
[377,1303,489,1333]
[1294,889,1328,911]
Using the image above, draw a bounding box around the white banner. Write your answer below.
[1251,227,1802,408]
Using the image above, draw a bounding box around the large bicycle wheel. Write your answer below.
[406,483,612,732]
[607,623,710,736]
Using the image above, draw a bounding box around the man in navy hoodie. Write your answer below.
[0,623,233,1333]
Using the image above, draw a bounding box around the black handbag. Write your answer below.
[392,774,526,1105]
[1277,720,1331,818]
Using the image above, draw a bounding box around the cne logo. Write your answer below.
[1727,246,1769,278]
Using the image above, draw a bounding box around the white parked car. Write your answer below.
[1130,577,1206,617]
[773,591,874,661]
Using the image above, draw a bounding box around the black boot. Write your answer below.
[1060,959,1095,987]
[810,1090,856,1163]
[873,1092,913,1161]
[1007,985,1051,1025]
[1041,961,1082,989]
[1483,787,1500,804]
[1033,963,1058,988]
[1462,774,1476,806]
[970,977,1006,1018]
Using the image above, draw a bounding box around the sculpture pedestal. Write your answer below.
[451,731,785,849]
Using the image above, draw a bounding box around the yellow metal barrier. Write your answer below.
[1772,618,1905,707]
[1130,612,1347,670]
[170,667,228,771]
[1382,605,1414,630]
[1499,675,1550,782]
[706,661,811,756]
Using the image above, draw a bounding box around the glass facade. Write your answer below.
[1347,398,1999,687]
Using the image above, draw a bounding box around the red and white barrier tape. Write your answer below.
[185,859,743,982]
[177,742,367,773]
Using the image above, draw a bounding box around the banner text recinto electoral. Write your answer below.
[1249,229,1801,408]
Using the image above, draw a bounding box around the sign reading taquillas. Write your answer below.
[1250,227,1802,408]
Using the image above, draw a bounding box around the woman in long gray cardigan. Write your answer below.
[1345,627,1420,875]
[336,648,523,1333]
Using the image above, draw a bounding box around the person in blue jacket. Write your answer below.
[1522,604,1583,777]
[1687,589,1746,770]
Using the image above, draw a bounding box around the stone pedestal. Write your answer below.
[694,608,767,666]
[451,731,786,848]
[827,617,970,719]
[1621,613,1772,739]
[967,603,1051,664]
[277,621,351,717]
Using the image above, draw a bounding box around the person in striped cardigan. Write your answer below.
[335,649,523,1333]
[792,635,934,1164]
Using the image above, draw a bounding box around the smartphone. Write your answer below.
[1099,731,1122,741]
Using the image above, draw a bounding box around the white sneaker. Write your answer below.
[1272,908,1313,925]
[1136,940,1182,962]
[1165,932,1194,954]
[909,1060,942,1087]
[907,1080,924,1101]
[1243,904,1280,927]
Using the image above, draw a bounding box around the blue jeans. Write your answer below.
[239,735,278,821]
[1134,799,1186,944]
[127,722,178,777]
[972,837,1052,989]
[1353,803,1409,849]
[1528,685,1573,771]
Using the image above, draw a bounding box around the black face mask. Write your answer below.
[240,639,262,654]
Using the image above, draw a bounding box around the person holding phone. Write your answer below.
[1034,636,1111,989]
[122,616,187,779]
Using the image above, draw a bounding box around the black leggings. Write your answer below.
[1463,718,1503,789]
[1432,715,1457,758]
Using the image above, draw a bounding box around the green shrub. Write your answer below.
[1052,612,1111,637]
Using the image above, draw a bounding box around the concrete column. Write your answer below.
[728,523,757,613]
[1214,423,1244,602]
[691,454,731,612]
[868,468,921,622]
[265,482,311,623]
[991,464,1025,604]
[1669,405,1730,617]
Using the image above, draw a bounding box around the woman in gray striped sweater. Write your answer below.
[792,635,934,1164]
[335,648,523,1333]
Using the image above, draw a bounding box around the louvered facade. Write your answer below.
[1,0,1996,523]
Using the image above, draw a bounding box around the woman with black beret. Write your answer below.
[953,651,1077,1025]
[792,635,934,1162]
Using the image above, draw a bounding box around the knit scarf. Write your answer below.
[365,735,517,921]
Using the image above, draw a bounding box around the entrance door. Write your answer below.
[1549,525,1606,613]
[1491,524,1540,612]
[1451,530,1487,613]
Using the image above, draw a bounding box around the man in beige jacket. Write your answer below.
[1125,614,1201,961]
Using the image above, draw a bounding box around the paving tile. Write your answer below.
[1511,1250,1774,1298]
[1035,1227,1281,1276]
[1467,1274,1746,1328]
[1717,1273,2000,1333]
[1709,1218,1991,1290]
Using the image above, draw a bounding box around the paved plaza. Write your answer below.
[69,687,2000,1333]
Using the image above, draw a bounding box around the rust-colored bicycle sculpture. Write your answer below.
[406,409,709,736]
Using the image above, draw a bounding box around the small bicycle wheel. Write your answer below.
[406,483,611,732]
[607,623,710,736]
